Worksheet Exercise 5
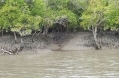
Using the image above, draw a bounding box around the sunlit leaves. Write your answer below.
[1,0,119,35]
[0,0,31,33]
[29,0,46,16]
[104,0,119,30]
[81,0,107,30]
[30,15,42,30]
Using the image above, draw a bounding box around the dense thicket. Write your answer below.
[0,0,119,49]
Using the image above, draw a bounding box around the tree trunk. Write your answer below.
[1,29,3,37]
[92,26,102,50]
[14,31,17,44]
[32,31,36,42]
[43,25,49,36]
[20,37,23,43]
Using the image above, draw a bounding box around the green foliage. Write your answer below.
[30,15,42,30]
[81,0,119,31]
[29,0,46,16]
[59,9,77,30]
[81,0,107,30]
[0,0,5,9]
[0,0,30,32]
[0,0,42,35]
[1,0,119,36]
[45,0,68,10]
[104,0,119,30]
[44,0,78,31]
[67,0,87,16]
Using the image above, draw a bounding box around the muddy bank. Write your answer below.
[61,32,119,50]
[0,31,119,54]
[0,34,48,54]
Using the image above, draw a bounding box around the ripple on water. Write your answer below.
[0,50,119,77]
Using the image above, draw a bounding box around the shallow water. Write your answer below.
[0,49,119,78]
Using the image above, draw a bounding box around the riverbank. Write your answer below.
[0,31,119,54]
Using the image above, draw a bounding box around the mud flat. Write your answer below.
[0,31,119,54]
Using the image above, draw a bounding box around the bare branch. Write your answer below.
[96,17,107,26]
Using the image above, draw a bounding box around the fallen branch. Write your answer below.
[1,49,13,55]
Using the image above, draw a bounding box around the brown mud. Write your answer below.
[0,31,119,54]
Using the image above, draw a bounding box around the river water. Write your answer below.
[0,49,119,78]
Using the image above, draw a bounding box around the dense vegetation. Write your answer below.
[0,0,119,49]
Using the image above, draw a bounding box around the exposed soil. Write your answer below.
[0,31,119,54]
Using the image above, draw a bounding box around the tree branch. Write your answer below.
[96,17,107,26]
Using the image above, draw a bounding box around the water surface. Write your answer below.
[0,49,119,78]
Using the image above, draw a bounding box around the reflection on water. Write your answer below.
[0,49,119,78]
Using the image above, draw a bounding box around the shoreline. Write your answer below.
[0,31,119,54]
